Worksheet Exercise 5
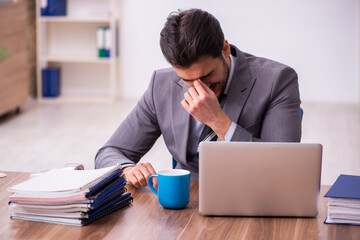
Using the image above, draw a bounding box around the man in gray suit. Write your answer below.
[95,9,301,188]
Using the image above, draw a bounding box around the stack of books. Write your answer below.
[324,174,360,225]
[8,165,132,226]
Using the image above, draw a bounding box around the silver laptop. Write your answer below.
[199,142,322,217]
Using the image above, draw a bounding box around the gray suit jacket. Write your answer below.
[95,45,302,174]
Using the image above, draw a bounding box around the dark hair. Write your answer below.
[160,9,224,68]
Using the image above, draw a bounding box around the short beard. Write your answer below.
[220,55,230,93]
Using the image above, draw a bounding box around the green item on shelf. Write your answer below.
[98,48,106,58]
[97,27,107,58]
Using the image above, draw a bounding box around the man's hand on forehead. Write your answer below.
[182,80,221,123]
[181,79,232,141]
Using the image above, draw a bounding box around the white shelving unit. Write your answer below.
[36,0,121,102]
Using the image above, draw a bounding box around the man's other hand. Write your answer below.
[122,163,157,189]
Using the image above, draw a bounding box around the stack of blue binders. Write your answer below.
[8,165,133,226]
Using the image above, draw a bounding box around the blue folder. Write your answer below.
[324,174,360,225]
[324,174,360,199]
[42,68,60,97]
[41,0,67,16]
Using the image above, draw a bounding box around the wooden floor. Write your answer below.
[0,99,359,185]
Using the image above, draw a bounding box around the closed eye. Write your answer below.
[181,70,214,82]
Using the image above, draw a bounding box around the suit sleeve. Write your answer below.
[94,71,162,169]
[231,66,302,142]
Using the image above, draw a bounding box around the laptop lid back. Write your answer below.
[199,142,322,217]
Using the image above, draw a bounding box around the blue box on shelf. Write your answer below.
[41,0,67,16]
[42,68,60,97]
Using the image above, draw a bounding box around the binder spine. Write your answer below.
[87,171,123,196]
[80,165,122,191]
[97,27,106,58]
[82,196,133,226]
[90,185,127,209]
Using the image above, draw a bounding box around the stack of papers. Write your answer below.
[324,174,360,225]
[8,165,132,226]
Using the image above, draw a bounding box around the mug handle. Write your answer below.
[148,174,158,196]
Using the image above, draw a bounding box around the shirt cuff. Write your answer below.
[224,122,237,142]
[121,163,136,169]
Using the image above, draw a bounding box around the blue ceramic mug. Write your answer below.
[148,169,190,209]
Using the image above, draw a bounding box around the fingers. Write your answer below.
[194,80,211,95]
[184,86,199,105]
[183,92,193,106]
[182,80,212,110]
[188,86,200,97]
[181,98,189,109]
[152,176,158,191]
[123,163,157,188]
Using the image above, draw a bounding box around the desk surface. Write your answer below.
[1,171,359,240]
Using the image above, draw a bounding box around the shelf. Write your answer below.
[39,95,118,103]
[39,16,114,23]
[36,0,121,102]
[43,55,115,64]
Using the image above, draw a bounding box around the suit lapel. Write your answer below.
[171,79,190,163]
[223,47,256,123]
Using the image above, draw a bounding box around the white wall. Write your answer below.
[119,0,359,103]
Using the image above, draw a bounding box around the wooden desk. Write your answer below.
[1,171,359,239]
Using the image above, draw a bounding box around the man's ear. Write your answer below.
[222,39,231,57]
